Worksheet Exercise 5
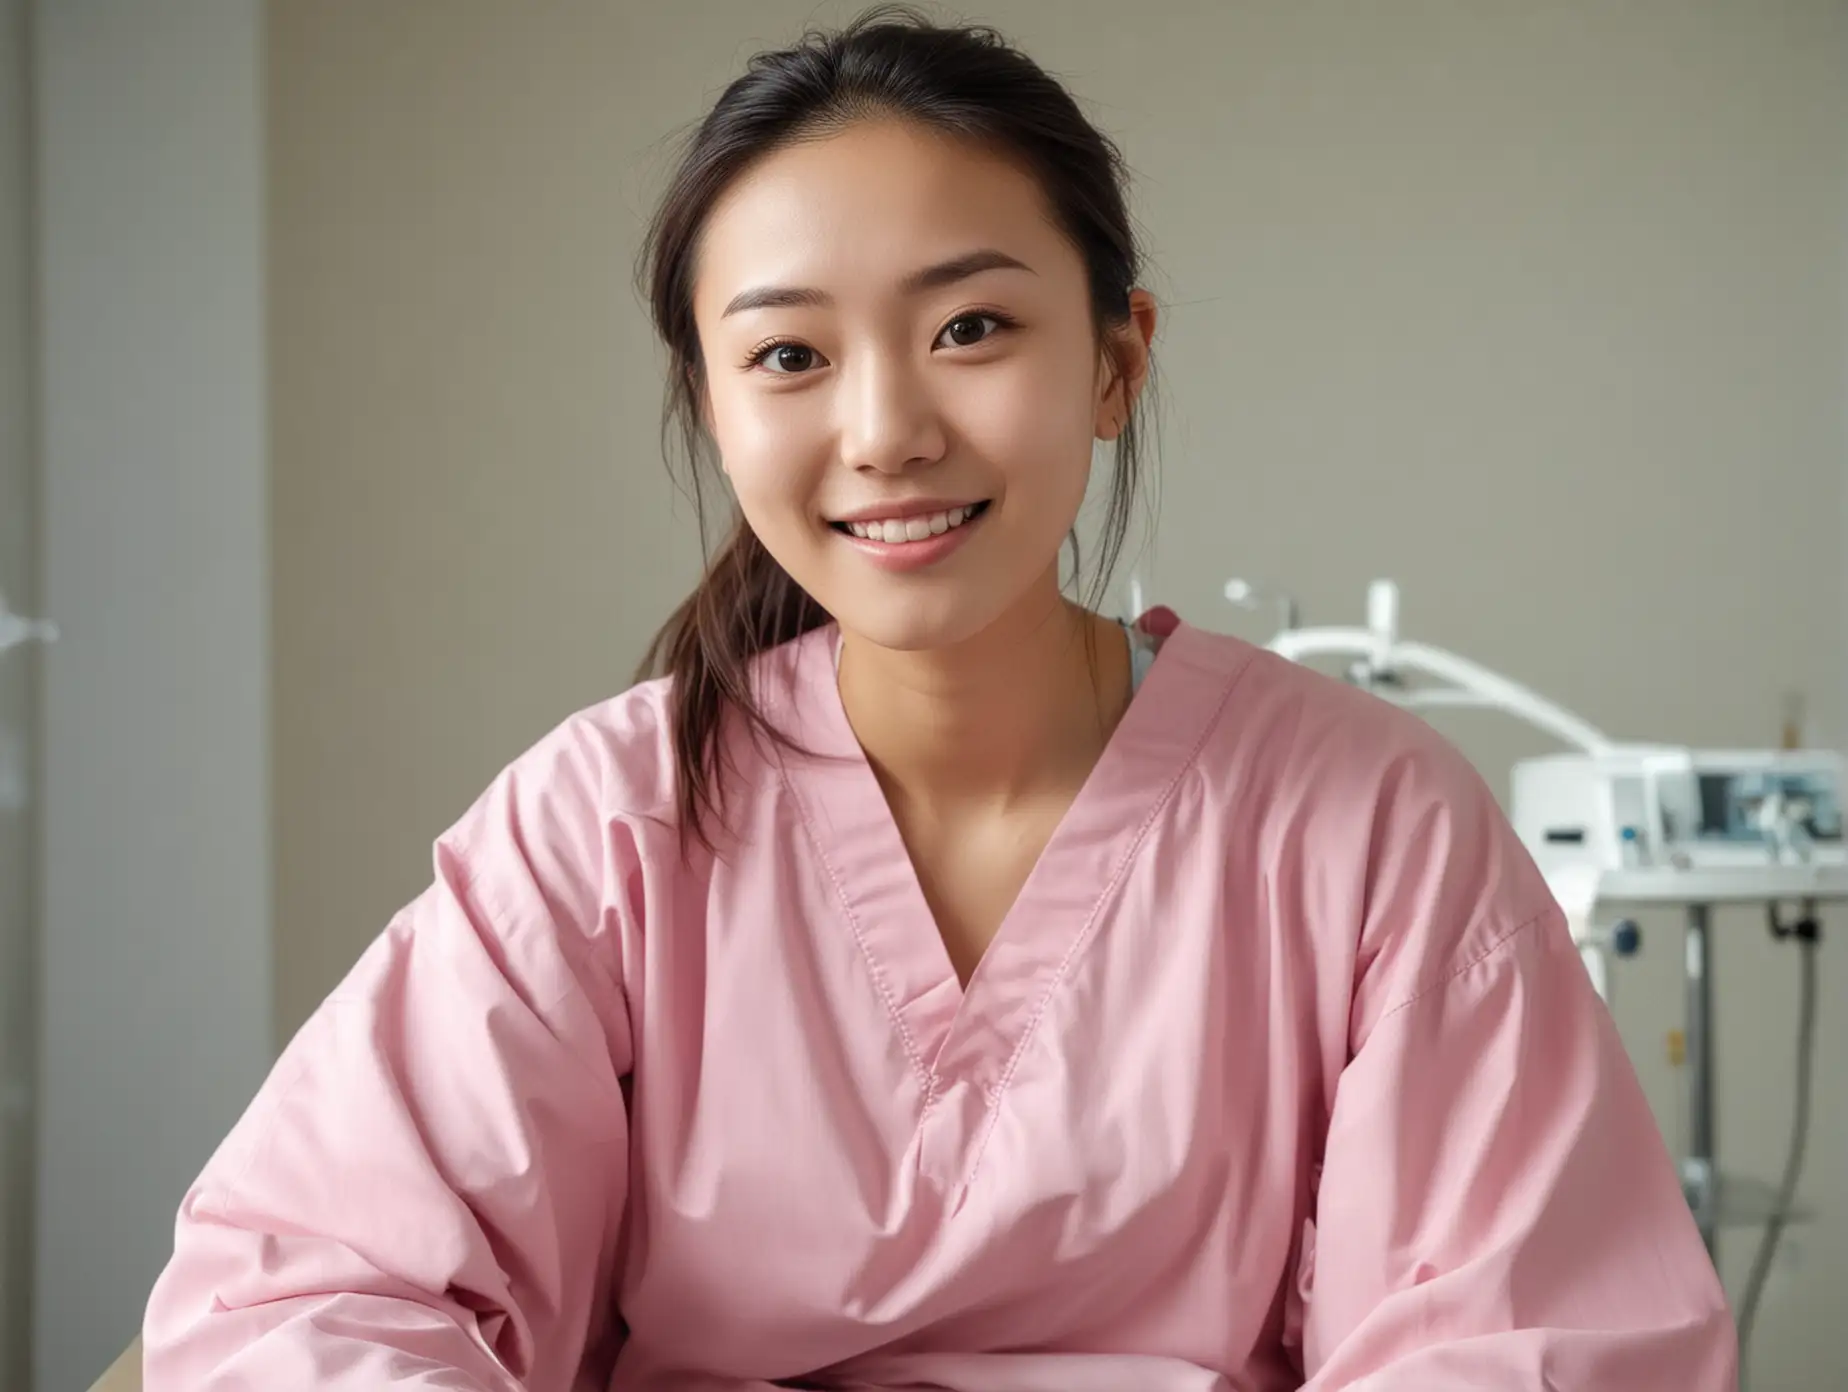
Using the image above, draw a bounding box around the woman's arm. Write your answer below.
[142,731,637,1391]
[1300,907,1734,1388]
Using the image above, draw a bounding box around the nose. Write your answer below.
[837,348,947,476]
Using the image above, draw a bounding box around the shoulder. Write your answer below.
[429,676,686,932]
[1157,618,1488,805]
[1166,621,1559,1033]
[471,675,680,834]
[1194,626,1501,824]
[440,627,818,879]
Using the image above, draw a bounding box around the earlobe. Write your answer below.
[1096,289,1159,441]
[1093,390,1120,442]
[1094,365,1129,441]
[1094,366,1124,442]
[1121,289,1158,410]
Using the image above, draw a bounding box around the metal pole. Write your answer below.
[1683,903,1717,1256]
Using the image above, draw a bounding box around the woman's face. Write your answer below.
[691,119,1153,654]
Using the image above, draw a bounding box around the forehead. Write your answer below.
[692,120,1071,308]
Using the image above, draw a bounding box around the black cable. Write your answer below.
[1736,923,1819,1381]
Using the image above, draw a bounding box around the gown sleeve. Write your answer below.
[1296,738,1737,1390]
[141,722,637,1391]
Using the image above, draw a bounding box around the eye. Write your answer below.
[767,343,818,374]
[746,340,828,375]
[935,313,1008,349]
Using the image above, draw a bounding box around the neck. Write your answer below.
[836,578,1132,815]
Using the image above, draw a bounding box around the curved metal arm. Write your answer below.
[1391,639,1612,754]
[1258,582,1614,756]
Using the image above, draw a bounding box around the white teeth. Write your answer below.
[842,504,983,543]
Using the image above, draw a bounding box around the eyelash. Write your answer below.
[740,308,1021,373]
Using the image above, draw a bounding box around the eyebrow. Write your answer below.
[719,248,1035,318]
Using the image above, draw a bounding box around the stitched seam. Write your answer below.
[1373,905,1554,1027]
[771,668,938,1103]
[966,647,1259,1164]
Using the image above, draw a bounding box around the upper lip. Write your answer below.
[828,498,986,525]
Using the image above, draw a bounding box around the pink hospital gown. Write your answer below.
[142,616,1736,1390]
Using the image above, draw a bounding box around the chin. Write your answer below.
[825,589,1011,655]
[830,611,981,655]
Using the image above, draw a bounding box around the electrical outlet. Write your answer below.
[1666,1029,1686,1067]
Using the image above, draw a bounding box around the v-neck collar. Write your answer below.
[771,616,1250,1106]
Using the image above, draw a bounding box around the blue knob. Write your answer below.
[1611,919,1642,957]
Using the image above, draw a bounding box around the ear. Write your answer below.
[1095,289,1158,442]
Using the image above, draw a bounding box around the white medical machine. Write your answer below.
[1218,576,1837,1368]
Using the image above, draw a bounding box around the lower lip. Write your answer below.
[833,511,984,573]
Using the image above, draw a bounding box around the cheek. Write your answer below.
[954,347,1099,511]
[707,382,826,509]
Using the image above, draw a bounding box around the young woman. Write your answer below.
[143,11,1733,1390]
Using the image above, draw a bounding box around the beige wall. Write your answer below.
[269,2,1848,1387]
[269,0,694,1028]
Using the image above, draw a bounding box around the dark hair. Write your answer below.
[636,4,1152,850]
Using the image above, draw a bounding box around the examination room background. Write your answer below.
[5,2,1846,1390]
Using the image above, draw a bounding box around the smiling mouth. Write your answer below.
[829,500,992,544]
